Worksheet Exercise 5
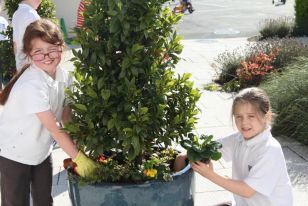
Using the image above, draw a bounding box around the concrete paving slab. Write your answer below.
[194,191,233,206]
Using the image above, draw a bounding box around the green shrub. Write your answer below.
[246,38,308,69]
[294,0,308,36]
[259,17,294,39]
[214,49,244,84]
[65,0,210,183]
[237,50,278,87]
[260,57,308,144]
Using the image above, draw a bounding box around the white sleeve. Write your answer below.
[13,11,40,43]
[19,80,51,114]
[244,145,285,196]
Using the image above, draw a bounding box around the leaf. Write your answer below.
[82,48,89,58]
[90,53,97,65]
[182,73,192,81]
[74,104,87,111]
[122,58,130,69]
[86,87,98,98]
[211,151,222,161]
[107,119,115,130]
[97,77,104,90]
[132,44,144,53]
[87,119,94,129]
[127,146,136,161]
[107,10,117,16]
[201,135,214,145]
[139,107,148,115]
[131,136,140,155]
[65,124,80,133]
[110,18,121,33]
[187,149,201,162]
[101,89,111,101]
[180,139,192,150]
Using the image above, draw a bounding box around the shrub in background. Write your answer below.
[261,57,308,144]
[214,49,244,85]
[214,38,308,91]
[0,0,56,81]
[259,17,294,39]
[237,49,278,87]
[245,38,308,69]
[294,0,308,36]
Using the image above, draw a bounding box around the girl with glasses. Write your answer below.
[0,19,98,206]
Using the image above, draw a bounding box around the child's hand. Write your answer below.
[173,152,187,172]
[72,151,99,178]
[191,160,213,178]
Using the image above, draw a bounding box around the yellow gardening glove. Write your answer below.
[72,151,99,178]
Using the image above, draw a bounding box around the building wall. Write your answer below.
[52,0,80,37]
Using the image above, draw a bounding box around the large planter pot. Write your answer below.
[68,166,193,206]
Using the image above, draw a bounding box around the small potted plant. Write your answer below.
[64,0,222,205]
[181,134,222,164]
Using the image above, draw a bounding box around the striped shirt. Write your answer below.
[76,0,86,28]
[76,0,89,28]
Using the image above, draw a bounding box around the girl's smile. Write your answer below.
[30,38,62,78]
[234,102,267,140]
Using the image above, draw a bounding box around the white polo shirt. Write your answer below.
[218,128,293,206]
[12,3,40,70]
[0,64,72,165]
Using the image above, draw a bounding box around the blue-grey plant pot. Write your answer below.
[68,165,193,206]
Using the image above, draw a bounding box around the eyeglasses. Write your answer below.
[31,50,62,61]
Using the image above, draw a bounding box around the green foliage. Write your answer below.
[0,0,56,81]
[180,134,222,163]
[203,83,221,91]
[260,57,308,144]
[70,148,177,184]
[214,38,308,92]
[66,0,203,183]
[4,0,56,20]
[259,17,294,39]
[0,27,14,80]
[214,49,244,85]
[294,0,308,35]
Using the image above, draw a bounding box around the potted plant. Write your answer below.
[181,134,222,164]
[65,0,222,205]
[0,0,56,84]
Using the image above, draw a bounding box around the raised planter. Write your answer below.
[68,166,193,206]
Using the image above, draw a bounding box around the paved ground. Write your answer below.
[173,0,295,39]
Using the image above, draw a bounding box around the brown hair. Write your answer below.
[0,18,64,105]
[231,87,272,121]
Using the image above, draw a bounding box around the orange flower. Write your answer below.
[96,155,108,164]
